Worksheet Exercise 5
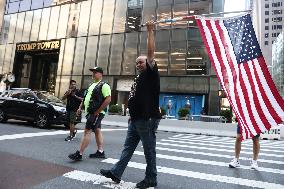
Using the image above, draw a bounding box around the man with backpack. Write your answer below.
[68,67,111,161]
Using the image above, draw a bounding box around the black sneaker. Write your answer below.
[72,130,77,138]
[100,169,121,183]
[89,150,106,158]
[65,135,73,141]
[68,150,82,161]
[136,179,157,189]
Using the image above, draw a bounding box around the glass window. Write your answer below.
[77,0,91,37]
[30,9,42,41]
[47,6,60,39]
[89,0,103,35]
[0,15,11,44]
[170,29,186,75]
[265,26,268,30]
[126,0,142,32]
[19,0,31,12]
[84,36,98,74]
[31,0,43,10]
[112,0,127,33]
[14,12,26,43]
[265,11,269,15]
[264,41,268,45]
[57,4,70,39]
[155,30,170,76]
[265,33,268,38]
[157,0,172,30]
[265,18,269,23]
[109,33,124,75]
[73,37,87,75]
[100,0,115,34]
[8,2,19,14]
[22,11,33,42]
[62,38,75,75]
[3,44,13,73]
[141,0,156,31]
[122,32,138,75]
[7,13,18,44]
[97,35,111,73]
[38,8,51,40]
[173,1,188,29]
[44,0,54,7]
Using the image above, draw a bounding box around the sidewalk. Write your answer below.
[77,115,237,138]
[77,115,284,140]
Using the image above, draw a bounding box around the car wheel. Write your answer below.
[35,112,49,128]
[0,109,7,123]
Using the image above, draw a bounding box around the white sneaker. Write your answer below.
[229,158,240,168]
[251,160,259,170]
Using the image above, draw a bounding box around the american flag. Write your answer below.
[196,14,284,140]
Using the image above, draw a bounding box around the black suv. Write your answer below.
[0,88,67,128]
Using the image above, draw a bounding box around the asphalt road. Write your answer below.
[0,121,284,189]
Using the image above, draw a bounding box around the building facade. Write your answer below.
[253,0,283,71]
[0,0,225,117]
[272,32,284,97]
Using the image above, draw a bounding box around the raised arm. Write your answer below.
[146,21,155,65]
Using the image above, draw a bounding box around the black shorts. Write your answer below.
[237,124,260,138]
[85,113,105,131]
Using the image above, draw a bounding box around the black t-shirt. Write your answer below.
[128,61,161,121]
[66,89,83,112]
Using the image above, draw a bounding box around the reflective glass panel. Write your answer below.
[89,0,102,35]
[141,0,156,31]
[0,45,5,70]
[62,38,75,75]
[155,30,170,75]
[7,13,18,43]
[30,9,42,41]
[38,8,51,40]
[77,0,91,36]
[47,6,60,39]
[172,1,188,28]
[73,37,87,75]
[57,4,70,39]
[170,29,186,75]
[157,0,172,30]
[66,3,79,37]
[122,32,138,75]
[112,0,127,33]
[100,0,115,34]
[14,12,25,43]
[109,34,124,75]
[3,44,13,73]
[97,35,111,73]
[84,36,98,74]
[126,0,142,32]
[187,28,208,75]
[0,15,11,44]
[22,11,33,42]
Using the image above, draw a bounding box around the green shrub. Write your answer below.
[160,107,166,116]
[220,109,233,123]
[109,104,122,114]
[178,108,189,118]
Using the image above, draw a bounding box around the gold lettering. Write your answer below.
[32,43,36,50]
[54,41,60,49]
[41,42,46,49]
[17,45,21,51]
[37,43,41,49]
[45,42,51,49]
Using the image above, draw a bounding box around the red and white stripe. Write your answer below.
[196,15,284,140]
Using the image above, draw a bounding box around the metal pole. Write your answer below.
[140,9,252,27]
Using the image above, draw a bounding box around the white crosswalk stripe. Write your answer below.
[97,133,284,189]
[102,158,284,189]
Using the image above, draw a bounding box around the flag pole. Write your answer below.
[140,9,252,27]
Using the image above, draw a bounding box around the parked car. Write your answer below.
[0,88,67,128]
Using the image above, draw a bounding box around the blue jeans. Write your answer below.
[111,118,160,181]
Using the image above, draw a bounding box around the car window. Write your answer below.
[21,92,37,100]
[36,92,64,104]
